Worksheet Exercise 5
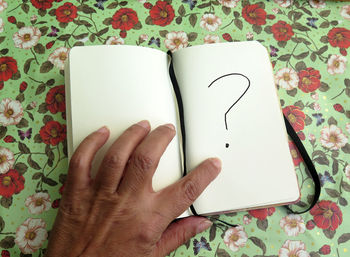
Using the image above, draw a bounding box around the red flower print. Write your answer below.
[46,41,55,49]
[271,21,294,41]
[119,30,127,38]
[3,135,15,143]
[222,33,233,42]
[45,85,65,114]
[1,250,10,257]
[288,141,303,166]
[242,4,266,25]
[0,57,18,82]
[7,16,16,24]
[298,68,321,93]
[112,8,139,31]
[319,245,331,255]
[328,27,350,49]
[310,200,342,231]
[248,207,275,220]
[333,104,344,113]
[150,1,175,26]
[39,120,66,146]
[283,105,306,132]
[144,2,153,9]
[52,199,60,208]
[340,48,347,56]
[306,220,315,230]
[20,81,28,93]
[31,0,54,10]
[59,184,65,194]
[0,169,25,198]
[56,3,78,23]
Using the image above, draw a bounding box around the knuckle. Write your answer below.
[59,187,91,220]
[183,179,199,203]
[205,159,220,173]
[138,229,155,245]
[93,192,128,216]
[158,125,175,136]
[69,153,88,170]
[59,198,85,219]
[174,226,189,246]
[85,133,97,143]
[103,153,125,170]
[136,221,161,246]
[95,189,119,203]
[126,123,146,135]
[130,152,154,172]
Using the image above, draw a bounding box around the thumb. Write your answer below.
[154,217,212,257]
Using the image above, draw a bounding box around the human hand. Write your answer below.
[45,120,221,257]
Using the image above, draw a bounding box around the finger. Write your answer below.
[66,126,110,192]
[94,120,151,193]
[153,217,212,257]
[117,124,176,194]
[155,158,221,220]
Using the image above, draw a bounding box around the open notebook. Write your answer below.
[65,42,300,216]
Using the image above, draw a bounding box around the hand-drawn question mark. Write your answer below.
[208,73,250,148]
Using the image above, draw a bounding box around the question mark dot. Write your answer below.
[225,143,229,148]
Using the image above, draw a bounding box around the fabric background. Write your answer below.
[0,0,349,256]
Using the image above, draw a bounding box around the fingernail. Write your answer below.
[137,120,150,129]
[164,123,175,130]
[210,158,222,170]
[196,219,213,234]
[96,126,109,133]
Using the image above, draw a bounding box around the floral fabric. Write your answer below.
[0,0,349,256]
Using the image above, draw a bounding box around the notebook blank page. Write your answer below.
[66,45,183,192]
[172,42,300,214]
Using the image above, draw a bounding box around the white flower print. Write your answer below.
[274,0,293,8]
[345,164,350,180]
[218,0,240,8]
[223,226,248,252]
[106,36,124,45]
[320,125,348,150]
[200,14,222,32]
[0,0,7,13]
[275,67,299,90]
[13,26,41,49]
[279,240,310,257]
[25,192,51,214]
[0,18,4,33]
[0,98,24,126]
[340,5,350,20]
[164,31,188,52]
[327,54,347,75]
[280,214,306,236]
[0,147,14,174]
[309,0,326,9]
[203,34,220,44]
[48,47,70,70]
[15,218,48,254]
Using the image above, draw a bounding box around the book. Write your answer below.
[65,41,300,217]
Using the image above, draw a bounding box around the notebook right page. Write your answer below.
[172,41,300,215]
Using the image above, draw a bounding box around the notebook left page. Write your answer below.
[65,45,183,193]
